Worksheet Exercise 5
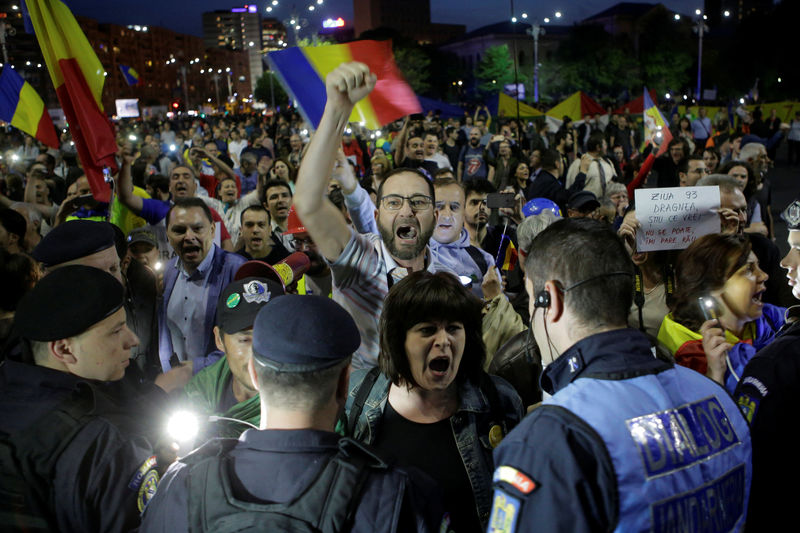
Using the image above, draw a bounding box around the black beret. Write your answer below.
[15,265,124,341]
[252,295,360,372]
[32,220,115,267]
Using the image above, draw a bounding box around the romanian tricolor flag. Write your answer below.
[25,0,118,202]
[267,40,421,130]
[119,64,140,86]
[0,66,58,148]
[496,236,518,272]
[642,87,673,158]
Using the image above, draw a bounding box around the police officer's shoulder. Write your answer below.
[491,405,619,532]
[179,437,240,467]
[734,324,800,425]
[501,404,613,465]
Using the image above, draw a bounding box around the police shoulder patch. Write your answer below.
[493,465,538,494]
[488,488,521,533]
[128,455,158,491]
[736,393,760,424]
[137,469,160,513]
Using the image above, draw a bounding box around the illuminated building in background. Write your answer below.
[262,17,287,53]
[319,17,354,42]
[202,5,263,83]
[352,0,464,44]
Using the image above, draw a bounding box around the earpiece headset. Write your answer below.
[533,271,634,309]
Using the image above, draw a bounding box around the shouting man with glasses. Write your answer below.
[294,62,451,369]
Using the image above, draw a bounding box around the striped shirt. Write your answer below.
[329,229,450,369]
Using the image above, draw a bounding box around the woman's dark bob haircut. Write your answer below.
[379,271,486,389]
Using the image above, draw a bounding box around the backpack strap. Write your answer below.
[346,367,381,436]
[465,245,489,277]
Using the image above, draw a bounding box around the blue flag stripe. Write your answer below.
[0,67,25,123]
[267,47,326,127]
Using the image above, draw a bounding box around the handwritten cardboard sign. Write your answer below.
[634,186,720,252]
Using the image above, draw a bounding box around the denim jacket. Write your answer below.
[345,368,525,529]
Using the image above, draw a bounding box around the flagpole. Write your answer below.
[495,218,510,268]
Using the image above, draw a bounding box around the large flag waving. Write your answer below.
[0,66,58,148]
[642,87,673,157]
[25,0,118,202]
[268,40,420,130]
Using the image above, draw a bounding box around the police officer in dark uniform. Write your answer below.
[30,219,190,391]
[0,266,164,532]
[140,295,444,533]
[734,198,800,532]
[488,218,752,532]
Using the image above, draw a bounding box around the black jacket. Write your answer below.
[0,360,163,532]
[734,316,800,532]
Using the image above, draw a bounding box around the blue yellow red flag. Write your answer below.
[642,87,673,157]
[0,66,58,148]
[267,40,421,129]
[119,64,140,86]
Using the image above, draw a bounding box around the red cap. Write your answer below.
[283,206,307,235]
[235,253,310,290]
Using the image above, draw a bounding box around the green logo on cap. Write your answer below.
[226,293,241,308]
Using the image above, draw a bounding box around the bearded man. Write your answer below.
[293,61,451,368]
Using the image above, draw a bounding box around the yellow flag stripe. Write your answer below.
[26,0,106,110]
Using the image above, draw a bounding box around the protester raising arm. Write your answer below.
[294,62,377,262]
[115,149,144,214]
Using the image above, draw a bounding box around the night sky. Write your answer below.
[65,0,707,37]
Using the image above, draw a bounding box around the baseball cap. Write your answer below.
[127,227,158,248]
[568,191,600,212]
[216,277,285,335]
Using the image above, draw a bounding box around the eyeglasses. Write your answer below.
[380,194,433,211]
[290,236,315,251]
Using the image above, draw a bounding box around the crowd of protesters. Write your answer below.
[0,58,798,532]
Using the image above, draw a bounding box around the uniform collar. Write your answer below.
[541,328,670,395]
[238,428,340,453]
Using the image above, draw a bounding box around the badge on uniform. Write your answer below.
[488,466,538,533]
[736,393,760,424]
[128,455,157,491]
[488,489,521,533]
[137,469,160,513]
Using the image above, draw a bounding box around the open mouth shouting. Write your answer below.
[180,243,202,262]
[395,223,419,246]
[427,355,451,378]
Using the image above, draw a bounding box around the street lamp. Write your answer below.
[693,10,709,102]
[523,10,561,103]
[527,23,544,103]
